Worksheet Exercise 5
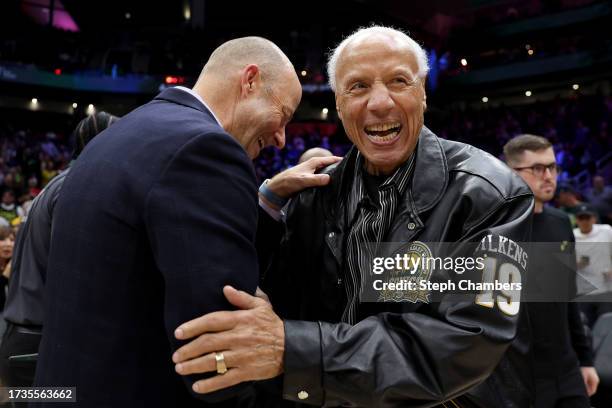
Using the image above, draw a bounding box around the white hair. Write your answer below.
[326,25,429,92]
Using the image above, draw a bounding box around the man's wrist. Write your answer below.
[282,320,324,405]
[259,179,289,208]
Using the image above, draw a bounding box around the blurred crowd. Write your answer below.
[0,112,72,229]
[1,94,610,229]
[434,94,611,176]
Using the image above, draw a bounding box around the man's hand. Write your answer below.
[173,286,284,394]
[263,155,342,203]
[581,366,599,396]
[255,286,270,304]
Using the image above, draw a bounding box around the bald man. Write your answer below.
[32,37,311,407]
[173,26,533,408]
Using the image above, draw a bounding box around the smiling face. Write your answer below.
[334,33,426,175]
[232,65,302,159]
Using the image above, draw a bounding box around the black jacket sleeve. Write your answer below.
[569,302,594,366]
[280,194,533,407]
[145,132,259,402]
[562,218,594,366]
[256,205,284,283]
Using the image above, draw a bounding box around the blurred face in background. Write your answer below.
[1,191,15,206]
[334,33,426,175]
[0,229,15,261]
[557,191,577,207]
[513,147,558,205]
[593,176,605,192]
[576,214,596,234]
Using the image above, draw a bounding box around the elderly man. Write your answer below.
[32,37,309,407]
[173,27,534,407]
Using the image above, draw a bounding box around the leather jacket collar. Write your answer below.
[322,126,449,230]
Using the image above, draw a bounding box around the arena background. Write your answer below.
[1,0,610,187]
[0,0,611,404]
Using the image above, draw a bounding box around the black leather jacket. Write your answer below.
[260,127,535,407]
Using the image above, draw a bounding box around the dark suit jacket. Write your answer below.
[33,88,260,407]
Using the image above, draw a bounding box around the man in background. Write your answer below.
[586,175,612,224]
[573,203,612,326]
[504,134,599,407]
[0,112,118,392]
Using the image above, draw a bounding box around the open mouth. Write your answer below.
[364,122,402,144]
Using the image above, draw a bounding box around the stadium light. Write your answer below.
[482,97,488,103]
[301,70,307,77]
[31,98,38,105]
[72,103,78,109]
[527,49,534,56]
[525,91,532,97]
[572,84,580,90]
[87,104,95,115]
[460,58,468,66]
[165,75,185,85]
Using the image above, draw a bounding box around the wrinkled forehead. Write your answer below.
[336,33,419,80]
[271,66,302,116]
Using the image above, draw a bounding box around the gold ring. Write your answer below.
[215,352,227,375]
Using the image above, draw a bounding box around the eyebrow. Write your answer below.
[342,74,365,86]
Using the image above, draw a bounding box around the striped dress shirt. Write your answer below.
[342,151,416,324]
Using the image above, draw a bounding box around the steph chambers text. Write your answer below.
[372,279,522,292]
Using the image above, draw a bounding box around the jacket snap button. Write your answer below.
[407,222,416,230]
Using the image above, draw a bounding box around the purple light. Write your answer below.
[52,10,79,32]
[21,0,79,32]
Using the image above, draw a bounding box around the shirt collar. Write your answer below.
[174,86,223,127]
[347,150,416,220]
[358,150,415,194]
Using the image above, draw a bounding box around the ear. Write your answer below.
[420,76,427,111]
[240,64,260,97]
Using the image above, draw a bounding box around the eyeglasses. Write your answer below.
[513,163,560,177]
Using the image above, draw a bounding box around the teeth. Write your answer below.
[365,122,401,132]
[367,131,399,142]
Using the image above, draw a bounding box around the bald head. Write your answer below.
[202,36,293,82]
[298,147,333,164]
[327,26,429,92]
[193,36,302,160]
